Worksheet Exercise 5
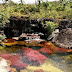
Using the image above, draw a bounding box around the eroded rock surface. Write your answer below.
[52,28,72,49]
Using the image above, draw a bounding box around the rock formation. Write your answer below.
[52,28,72,49]
[4,16,54,39]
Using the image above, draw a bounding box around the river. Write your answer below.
[0,42,72,72]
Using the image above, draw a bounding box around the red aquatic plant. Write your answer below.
[39,47,53,54]
[43,42,72,53]
[12,60,28,69]
[0,53,12,60]
[22,47,47,65]
[0,53,28,69]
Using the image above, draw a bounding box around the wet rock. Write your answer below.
[39,47,53,54]
[47,29,59,41]
[0,57,11,72]
[12,37,19,40]
[1,39,17,46]
[52,28,72,49]
[22,47,47,65]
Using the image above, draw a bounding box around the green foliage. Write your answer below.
[0,0,72,22]
[20,8,25,13]
[42,2,49,9]
[43,21,58,38]
[0,34,6,47]
[0,34,6,42]
[56,5,65,11]
[29,6,40,12]
[0,12,9,27]
[64,8,72,19]
[47,10,59,19]
[14,8,19,12]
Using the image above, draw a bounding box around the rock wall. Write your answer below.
[4,16,30,38]
[4,16,54,39]
[4,16,72,40]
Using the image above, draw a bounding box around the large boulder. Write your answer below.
[52,28,72,49]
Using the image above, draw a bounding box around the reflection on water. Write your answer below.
[0,43,72,72]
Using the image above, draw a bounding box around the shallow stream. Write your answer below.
[0,43,72,72]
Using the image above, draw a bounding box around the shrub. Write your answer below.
[43,21,58,38]
[0,34,6,42]
[0,12,9,27]
[20,8,25,13]
[14,8,19,12]
[42,2,49,9]
[47,10,59,19]
[29,6,40,12]
[56,6,65,11]
[65,8,72,19]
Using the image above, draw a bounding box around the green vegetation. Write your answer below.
[42,21,58,38]
[0,0,72,38]
[0,0,72,20]
[0,34,6,42]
